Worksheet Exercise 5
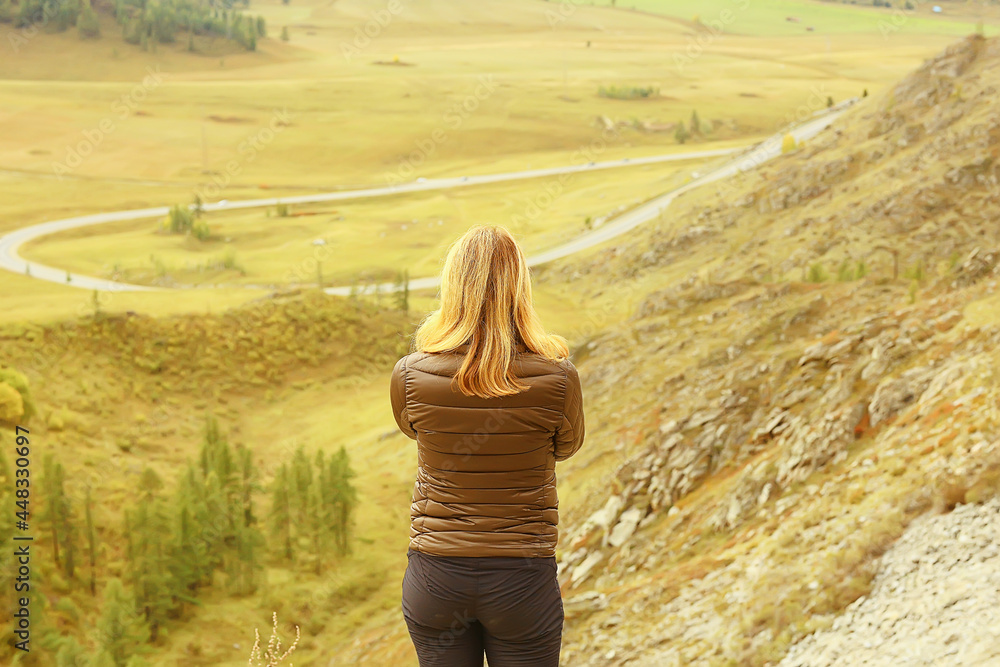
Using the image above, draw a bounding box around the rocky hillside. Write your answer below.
[543,34,1000,666]
[779,497,1000,666]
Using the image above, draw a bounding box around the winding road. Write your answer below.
[0,101,856,296]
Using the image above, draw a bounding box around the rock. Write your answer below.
[869,366,936,426]
[571,552,604,586]
[607,507,644,548]
[564,591,609,614]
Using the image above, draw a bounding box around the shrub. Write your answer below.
[781,134,798,154]
[903,259,926,282]
[0,383,24,424]
[77,6,100,38]
[598,84,659,100]
[856,259,869,279]
[674,121,690,145]
[281,25,288,41]
[192,218,211,241]
[166,204,194,234]
[0,367,35,421]
[837,259,855,282]
[807,262,827,283]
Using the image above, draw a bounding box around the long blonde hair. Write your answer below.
[413,225,570,398]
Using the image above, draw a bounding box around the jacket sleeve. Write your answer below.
[390,356,417,440]
[554,360,585,462]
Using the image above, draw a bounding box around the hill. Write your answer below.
[0,290,412,665]
[546,33,1000,665]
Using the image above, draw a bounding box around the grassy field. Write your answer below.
[18,157,718,287]
[2,0,997,664]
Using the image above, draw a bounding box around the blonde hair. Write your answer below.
[413,225,570,398]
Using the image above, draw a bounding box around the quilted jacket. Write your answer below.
[390,342,585,558]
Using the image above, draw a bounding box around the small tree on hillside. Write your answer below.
[281,25,289,41]
[674,121,690,145]
[690,110,701,135]
[394,269,410,313]
[77,6,100,38]
[96,578,150,665]
[781,134,798,153]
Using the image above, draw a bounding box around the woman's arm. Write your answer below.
[554,361,585,462]
[390,356,418,440]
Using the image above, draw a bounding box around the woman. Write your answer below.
[390,225,585,667]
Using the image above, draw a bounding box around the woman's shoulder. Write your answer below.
[395,350,462,377]
[516,351,576,378]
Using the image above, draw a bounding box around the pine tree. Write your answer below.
[690,110,701,135]
[96,578,150,666]
[307,481,325,574]
[55,636,89,666]
[126,469,176,640]
[291,446,313,519]
[173,464,213,589]
[330,446,357,555]
[395,269,410,312]
[41,455,70,572]
[269,464,294,561]
[126,499,175,640]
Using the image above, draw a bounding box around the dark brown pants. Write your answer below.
[401,548,564,667]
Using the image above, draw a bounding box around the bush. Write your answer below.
[165,204,194,234]
[807,262,827,283]
[0,367,35,421]
[781,134,798,154]
[674,121,690,145]
[0,383,24,424]
[837,260,855,282]
[77,6,100,38]
[281,25,288,41]
[192,218,211,241]
[598,84,659,100]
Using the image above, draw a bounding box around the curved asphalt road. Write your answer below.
[0,101,856,295]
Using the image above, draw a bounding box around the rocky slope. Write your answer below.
[543,34,1000,666]
[779,497,1000,666]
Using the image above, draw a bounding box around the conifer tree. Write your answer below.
[42,455,74,574]
[86,487,99,595]
[126,469,176,640]
[269,464,294,561]
[330,446,358,555]
[96,578,151,666]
